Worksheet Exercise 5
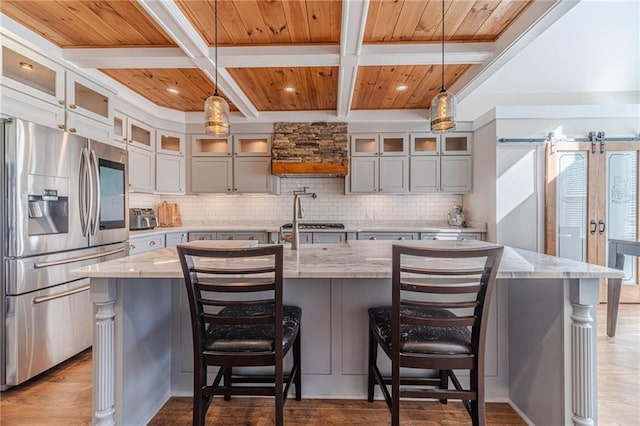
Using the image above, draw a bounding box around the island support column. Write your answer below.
[90,278,116,426]
[570,278,599,426]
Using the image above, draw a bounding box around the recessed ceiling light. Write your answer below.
[396,84,408,91]
[19,62,33,71]
[284,86,295,93]
[166,87,180,94]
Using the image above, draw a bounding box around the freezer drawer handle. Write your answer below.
[33,247,126,269]
[33,285,90,305]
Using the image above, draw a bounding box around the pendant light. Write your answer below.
[204,0,230,136]
[430,0,456,134]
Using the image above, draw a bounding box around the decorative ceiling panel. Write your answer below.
[176,0,342,46]
[227,67,338,111]
[0,0,176,47]
[98,68,238,112]
[364,0,533,43]
[351,64,471,110]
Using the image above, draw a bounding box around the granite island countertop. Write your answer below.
[72,240,623,280]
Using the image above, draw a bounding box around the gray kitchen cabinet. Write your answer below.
[165,232,187,247]
[128,145,155,193]
[129,234,165,255]
[410,156,439,192]
[189,134,276,194]
[126,117,154,151]
[441,156,473,193]
[358,232,419,241]
[217,231,268,243]
[409,132,472,193]
[379,156,409,193]
[191,157,232,193]
[349,133,409,194]
[350,157,379,192]
[313,233,346,244]
[296,233,313,244]
[420,232,484,241]
[188,232,215,241]
[234,157,274,193]
[156,153,185,194]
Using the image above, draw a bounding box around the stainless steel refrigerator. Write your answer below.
[1,118,129,389]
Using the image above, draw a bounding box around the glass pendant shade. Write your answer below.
[204,94,230,136]
[430,88,457,133]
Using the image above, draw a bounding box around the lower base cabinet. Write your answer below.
[188,231,267,243]
[165,232,187,247]
[358,232,418,241]
[129,234,165,255]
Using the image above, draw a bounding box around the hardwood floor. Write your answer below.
[1,305,638,425]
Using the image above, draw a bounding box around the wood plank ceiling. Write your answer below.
[0,0,535,115]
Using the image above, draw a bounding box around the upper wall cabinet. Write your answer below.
[127,117,154,151]
[351,133,408,156]
[189,134,277,194]
[155,129,186,194]
[157,130,185,156]
[1,41,114,142]
[409,132,473,193]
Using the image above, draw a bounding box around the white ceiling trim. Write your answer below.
[62,47,192,68]
[337,0,369,117]
[217,45,340,67]
[359,43,494,66]
[136,0,258,118]
[450,0,581,102]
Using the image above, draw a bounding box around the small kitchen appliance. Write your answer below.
[129,208,158,230]
[447,205,465,227]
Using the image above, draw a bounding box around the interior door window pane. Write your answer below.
[557,152,587,261]
[607,152,637,282]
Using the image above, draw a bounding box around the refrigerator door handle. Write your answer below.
[89,149,101,235]
[33,246,126,268]
[32,285,90,304]
[79,148,90,236]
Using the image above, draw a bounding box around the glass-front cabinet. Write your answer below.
[191,135,232,156]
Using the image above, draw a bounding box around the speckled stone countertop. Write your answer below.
[72,240,623,280]
[129,220,487,238]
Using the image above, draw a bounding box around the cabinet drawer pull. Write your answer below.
[397,236,405,240]
[149,240,156,246]
[369,236,377,240]
[227,236,235,240]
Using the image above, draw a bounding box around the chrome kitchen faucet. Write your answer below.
[281,187,317,250]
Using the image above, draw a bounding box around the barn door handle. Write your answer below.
[598,220,606,235]
[590,220,597,235]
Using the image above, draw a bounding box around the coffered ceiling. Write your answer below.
[0,0,578,119]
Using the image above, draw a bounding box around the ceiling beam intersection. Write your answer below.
[135,0,258,118]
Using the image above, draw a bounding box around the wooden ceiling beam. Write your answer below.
[449,0,581,102]
[136,0,258,118]
[337,0,370,118]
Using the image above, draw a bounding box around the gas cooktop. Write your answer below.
[281,223,345,230]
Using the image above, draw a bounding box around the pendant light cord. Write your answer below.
[441,0,445,92]
[214,0,219,96]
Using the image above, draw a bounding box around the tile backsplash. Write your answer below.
[129,178,461,223]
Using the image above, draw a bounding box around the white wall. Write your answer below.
[130,178,462,224]
[463,121,497,241]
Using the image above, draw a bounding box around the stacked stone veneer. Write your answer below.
[272,122,348,163]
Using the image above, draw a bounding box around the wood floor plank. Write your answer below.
[1,305,638,425]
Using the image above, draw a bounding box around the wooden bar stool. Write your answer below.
[177,244,301,426]
[367,244,503,426]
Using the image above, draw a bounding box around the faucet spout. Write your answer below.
[290,190,317,250]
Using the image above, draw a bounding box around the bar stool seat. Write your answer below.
[368,306,471,354]
[205,305,301,352]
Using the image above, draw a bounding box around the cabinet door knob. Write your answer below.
[369,236,377,240]
[249,236,256,240]
[227,236,235,240]
[69,128,77,133]
[58,100,66,106]
[58,124,66,130]
[129,244,136,250]
[69,104,77,109]
[227,188,231,192]
[233,188,237,191]
[128,139,133,144]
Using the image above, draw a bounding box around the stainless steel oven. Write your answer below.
[1,118,128,388]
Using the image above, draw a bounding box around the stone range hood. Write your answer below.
[271,122,348,177]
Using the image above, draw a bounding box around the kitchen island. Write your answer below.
[73,240,623,426]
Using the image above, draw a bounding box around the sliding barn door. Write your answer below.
[546,141,639,302]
